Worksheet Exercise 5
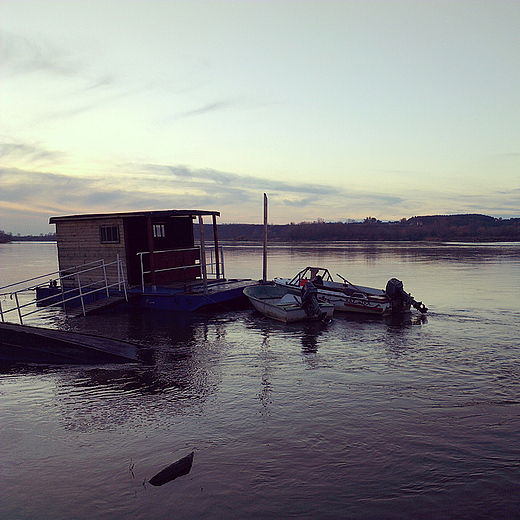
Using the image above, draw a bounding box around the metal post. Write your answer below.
[117,255,128,301]
[139,253,145,293]
[198,215,208,295]
[117,253,121,291]
[0,299,4,322]
[212,214,221,279]
[102,259,109,297]
[146,217,157,291]
[77,274,86,317]
[60,272,68,314]
[122,271,128,301]
[14,292,23,324]
[220,246,225,279]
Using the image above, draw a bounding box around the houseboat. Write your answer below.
[40,209,255,312]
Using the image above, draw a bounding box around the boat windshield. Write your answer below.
[288,267,333,286]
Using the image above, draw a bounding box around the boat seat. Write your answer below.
[278,294,300,305]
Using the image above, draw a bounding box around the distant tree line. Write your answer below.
[0,231,57,243]
[3,215,519,244]
[214,214,520,242]
[0,230,13,243]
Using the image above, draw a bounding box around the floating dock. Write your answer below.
[129,278,254,311]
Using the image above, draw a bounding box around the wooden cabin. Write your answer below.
[49,210,222,290]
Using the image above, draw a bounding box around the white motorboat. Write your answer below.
[274,267,427,316]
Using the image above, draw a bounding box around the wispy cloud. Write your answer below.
[0,142,67,165]
[2,153,518,234]
[144,164,338,196]
[177,100,236,119]
[1,32,81,77]
[0,159,404,224]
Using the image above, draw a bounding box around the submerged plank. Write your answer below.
[149,452,194,486]
[0,322,138,364]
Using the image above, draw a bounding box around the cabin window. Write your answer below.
[100,225,120,243]
[153,223,166,238]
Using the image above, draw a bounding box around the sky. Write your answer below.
[1,0,519,235]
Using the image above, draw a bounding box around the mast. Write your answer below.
[263,193,268,283]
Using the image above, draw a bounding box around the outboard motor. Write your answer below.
[385,278,428,314]
[301,282,331,323]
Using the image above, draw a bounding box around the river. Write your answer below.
[0,241,519,519]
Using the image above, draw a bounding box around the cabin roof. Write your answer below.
[49,209,220,224]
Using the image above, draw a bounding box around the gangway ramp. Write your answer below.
[66,294,127,318]
[0,258,128,325]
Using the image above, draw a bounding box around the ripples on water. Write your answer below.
[1,242,519,519]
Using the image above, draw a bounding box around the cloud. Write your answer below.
[145,164,337,197]
[3,155,517,234]
[40,77,156,122]
[177,100,236,119]
[1,32,81,77]
[83,75,116,91]
[0,142,67,165]
[1,158,405,216]
[1,158,410,233]
[282,197,315,208]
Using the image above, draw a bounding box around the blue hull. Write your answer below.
[37,280,255,313]
[129,280,255,311]
[36,286,112,308]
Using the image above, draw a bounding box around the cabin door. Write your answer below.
[124,217,149,286]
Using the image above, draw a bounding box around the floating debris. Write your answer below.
[149,451,194,487]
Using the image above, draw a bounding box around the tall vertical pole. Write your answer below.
[263,193,268,283]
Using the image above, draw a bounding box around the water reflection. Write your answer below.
[258,332,273,417]
[262,241,520,266]
[0,310,233,433]
[300,322,327,354]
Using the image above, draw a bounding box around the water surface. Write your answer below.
[1,242,519,519]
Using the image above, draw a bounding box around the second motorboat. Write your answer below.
[274,267,427,317]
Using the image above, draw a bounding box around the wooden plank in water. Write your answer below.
[0,322,138,364]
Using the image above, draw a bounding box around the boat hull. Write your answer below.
[274,266,415,316]
[244,284,334,323]
[275,280,393,316]
[128,279,253,311]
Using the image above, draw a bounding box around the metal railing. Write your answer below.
[206,246,226,278]
[137,246,225,292]
[0,257,127,325]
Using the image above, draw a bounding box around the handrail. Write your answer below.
[0,258,105,292]
[206,246,226,278]
[0,257,128,324]
[136,246,225,292]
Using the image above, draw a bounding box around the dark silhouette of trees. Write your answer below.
[0,230,13,243]
[5,215,519,244]
[215,215,520,242]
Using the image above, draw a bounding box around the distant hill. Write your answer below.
[213,214,520,242]
[407,214,499,226]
